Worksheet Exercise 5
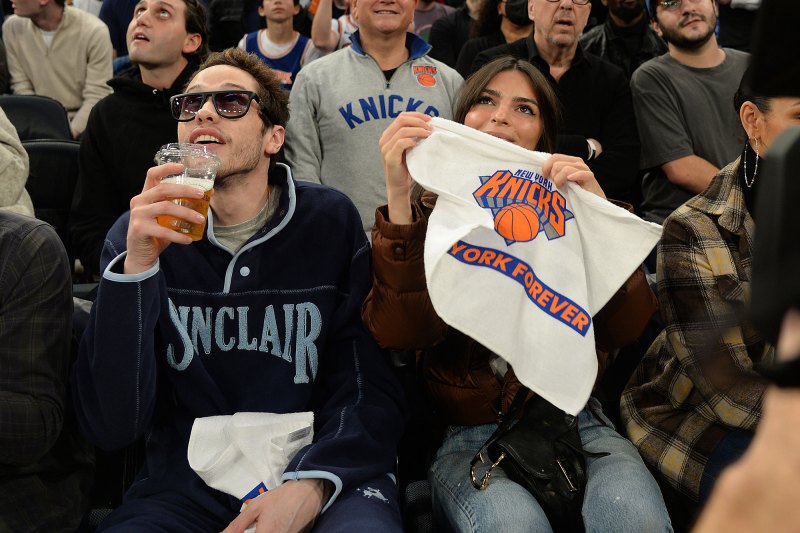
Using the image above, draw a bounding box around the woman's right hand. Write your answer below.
[124,163,206,275]
[379,112,432,224]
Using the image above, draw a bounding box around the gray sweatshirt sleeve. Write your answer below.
[285,68,323,184]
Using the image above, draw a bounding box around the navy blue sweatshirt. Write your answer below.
[72,164,405,519]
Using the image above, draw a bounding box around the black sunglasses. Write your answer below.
[170,90,262,122]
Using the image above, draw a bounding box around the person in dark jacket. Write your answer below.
[71,0,208,279]
[71,48,405,532]
[427,0,480,67]
[362,56,670,533]
[579,0,666,80]
[472,0,641,207]
[454,0,531,77]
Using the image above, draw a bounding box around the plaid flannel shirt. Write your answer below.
[621,160,774,500]
[0,213,93,531]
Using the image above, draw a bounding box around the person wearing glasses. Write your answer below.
[71,47,406,532]
[631,0,748,225]
[71,0,209,280]
[471,0,642,208]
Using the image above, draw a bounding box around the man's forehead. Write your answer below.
[186,67,258,92]
[135,0,185,13]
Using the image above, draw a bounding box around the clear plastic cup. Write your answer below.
[154,143,220,241]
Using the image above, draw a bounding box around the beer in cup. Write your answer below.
[154,143,220,241]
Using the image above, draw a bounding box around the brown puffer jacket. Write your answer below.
[362,197,656,426]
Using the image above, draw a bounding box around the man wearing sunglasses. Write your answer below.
[471,0,642,208]
[631,0,748,224]
[71,0,208,280]
[72,48,406,532]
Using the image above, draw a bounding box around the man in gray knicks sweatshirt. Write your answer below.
[285,0,463,231]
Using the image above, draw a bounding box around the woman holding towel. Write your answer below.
[362,56,672,533]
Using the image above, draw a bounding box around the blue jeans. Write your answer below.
[429,398,673,532]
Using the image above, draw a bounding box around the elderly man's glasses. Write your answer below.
[544,0,591,5]
[170,90,261,122]
[657,0,703,11]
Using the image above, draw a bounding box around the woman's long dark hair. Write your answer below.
[411,57,562,204]
[454,56,560,153]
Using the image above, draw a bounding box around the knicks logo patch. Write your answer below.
[473,169,574,245]
[241,482,268,504]
[413,65,438,87]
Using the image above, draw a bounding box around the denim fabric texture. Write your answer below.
[429,397,674,532]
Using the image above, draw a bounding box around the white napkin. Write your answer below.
[406,117,661,415]
[188,411,314,505]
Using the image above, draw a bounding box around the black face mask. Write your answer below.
[504,0,531,27]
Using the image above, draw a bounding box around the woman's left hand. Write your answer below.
[542,154,606,200]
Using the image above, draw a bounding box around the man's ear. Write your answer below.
[183,33,202,55]
[651,19,662,37]
[292,3,300,15]
[527,0,535,22]
[264,125,286,156]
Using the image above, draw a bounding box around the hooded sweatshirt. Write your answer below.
[71,59,200,277]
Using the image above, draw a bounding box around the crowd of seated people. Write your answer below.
[4,0,799,531]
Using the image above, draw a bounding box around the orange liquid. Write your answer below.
[157,189,213,241]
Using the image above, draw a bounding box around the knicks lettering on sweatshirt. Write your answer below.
[338,95,440,129]
[165,300,321,383]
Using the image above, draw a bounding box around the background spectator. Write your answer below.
[622,77,800,508]
[633,0,748,224]
[413,0,454,41]
[238,0,320,90]
[579,0,666,80]
[71,0,208,278]
[3,0,113,137]
[473,0,641,206]
[310,0,358,52]
[427,0,482,67]
[285,0,463,231]
[454,0,531,77]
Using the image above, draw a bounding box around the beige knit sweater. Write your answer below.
[3,6,112,136]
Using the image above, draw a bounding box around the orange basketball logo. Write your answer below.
[494,203,540,242]
[417,73,436,87]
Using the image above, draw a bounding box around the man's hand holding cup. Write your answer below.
[124,144,220,275]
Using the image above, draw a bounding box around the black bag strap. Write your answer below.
[470,386,530,488]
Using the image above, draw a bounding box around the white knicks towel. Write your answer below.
[406,117,662,415]
[188,412,313,504]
